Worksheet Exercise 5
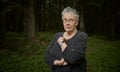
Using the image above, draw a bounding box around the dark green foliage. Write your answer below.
[87,36,120,72]
[0,32,25,50]
[0,32,52,72]
[0,32,120,72]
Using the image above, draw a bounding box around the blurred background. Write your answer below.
[0,0,120,72]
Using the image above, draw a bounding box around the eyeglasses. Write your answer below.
[63,18,75,23]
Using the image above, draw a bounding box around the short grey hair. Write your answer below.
[61,6,79,21]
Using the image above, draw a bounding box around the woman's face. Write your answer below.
[62,12,78,32]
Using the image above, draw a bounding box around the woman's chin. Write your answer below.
[65,29,72,32]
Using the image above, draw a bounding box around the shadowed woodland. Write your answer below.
[0,0,120,72]
[0,0,120,40]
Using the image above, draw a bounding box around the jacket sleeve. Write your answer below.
[63,33,87,64]
[44,34,57,67]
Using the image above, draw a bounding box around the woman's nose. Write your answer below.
[66,21,70,25]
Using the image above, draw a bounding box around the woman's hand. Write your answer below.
[53,58,68,66]
[57,36,67,52]
[57,36,64,45]
[61,43,67,52]
[63,61,68,65]
[53,58,64,66]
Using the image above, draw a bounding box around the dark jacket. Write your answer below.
[45,31,87,72]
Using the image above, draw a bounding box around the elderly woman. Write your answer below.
[45,7,87,72]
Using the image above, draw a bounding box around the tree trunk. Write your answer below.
[24,0,35,40]
[80,9,85,32]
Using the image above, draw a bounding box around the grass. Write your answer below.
[0,32,120,72]
[87,36,120,72]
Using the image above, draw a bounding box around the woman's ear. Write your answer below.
[75,23,78,26]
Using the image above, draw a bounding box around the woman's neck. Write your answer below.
[66,29,77,36]
[63,29,77,40]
